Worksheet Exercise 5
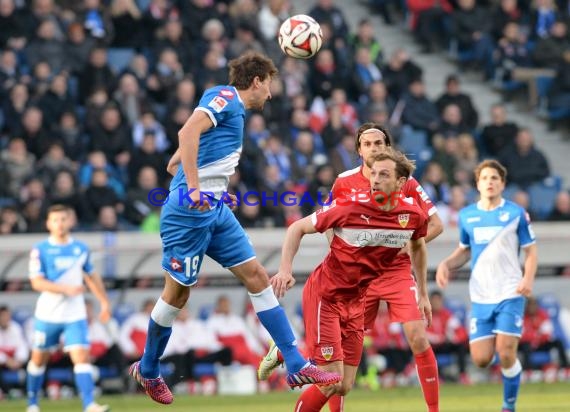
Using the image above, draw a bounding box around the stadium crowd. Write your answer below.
[0,0,569,234]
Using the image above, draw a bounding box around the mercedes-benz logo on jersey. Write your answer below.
[357,231,373,246]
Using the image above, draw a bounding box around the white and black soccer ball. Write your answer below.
[278,14,323,59]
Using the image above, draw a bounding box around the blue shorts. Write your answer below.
[469,296,526,343]
[32,318,89,351]
[160,190,255,286]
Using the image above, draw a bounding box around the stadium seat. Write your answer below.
[537,294,570,349]
[113,302,136,326]
[528,183,558,220]
[106,48,136,74]
[194,363,217,378]
[46,367,74,383]
[445,296,468,328]
[11,305,34,327]
[198,304,214,321]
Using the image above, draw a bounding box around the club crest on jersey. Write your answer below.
[320,346,334,361]
[499,211,510,222]
[170,257,183,272]
[208,96,228,113]
[398,214,410,228]
[219,89,234,99]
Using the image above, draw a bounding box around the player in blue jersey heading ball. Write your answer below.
[129,51,341,404]
[26,204,111,412]
[436,159,538,412]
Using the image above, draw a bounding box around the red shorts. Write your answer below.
[302,275,365,366]
[364,273,423,329]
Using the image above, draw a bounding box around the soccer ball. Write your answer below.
[278,14,323,59]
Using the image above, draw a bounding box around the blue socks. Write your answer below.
[250,286,307,373]
[501,359,522,411]
[74,364,95,409]
[140,298,180,378]
[26,362,45,406]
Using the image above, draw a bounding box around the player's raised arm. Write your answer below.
[83,271,111,323]
[436,246,471,288]
[272,215,318,298]
[410,237,431,326]
[178,110,214,210]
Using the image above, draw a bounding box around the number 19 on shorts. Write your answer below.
[185,256,200,279]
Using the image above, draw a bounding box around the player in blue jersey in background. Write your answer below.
[436,159,537,412]
[129,51,341,404]
[26,204,111,412]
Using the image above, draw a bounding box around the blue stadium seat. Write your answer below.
[194,363,217,378]
[198,304,214,321]
[445,296,468,327]
[107,48,136,74]
[537,294,570,349]
[11,305,34,327]
[528,182,558,220]
[46,368,74,383]
[113,302,136,326]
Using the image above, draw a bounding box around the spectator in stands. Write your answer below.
[511,190,538,221]
[480,103,519,157]
[89,104,132,176]
[109,0,143,49]
[349,18,383,68]
[20,177,49,233]
[547,190,570,221]
[0,305,29,395]
[490,0,524,42]
[38,74,74,130]
[20,106,57,159]
[310,0,350,41]
[227,21,265,60]
[143,0,180,44]
[359,80,395,118]
[529,0,559,40]
[82,168,124,223]
[112,73,150,127]
[421,162,452,205]
[85,299,124,386]
[382,48,423,101]
[0,137,35,199]
[264,78,290,132]
[533,20,570,69]
[91,205,134,232]
[52,111,86,163]
[454,133,480,187]
[25,19,65,73]
[128,131,167,187]
[236,195,266,229]
[451,0,495,79]
[79,0,114,44]
[434,104,471,145]
[426,291,470,383]
[519,296,569,371]
[494,22,533,86]
[79,150,124,196]
[499,128,551,190]
[124,166,161,227]
[0,0,28,51]
[436,75,479,131]
[64,21,96,76]
[132,109,169,153]
[206,295,264,367]
[118,299,154,364]
[161,307,232,387]
[400,79,440,151]
[79,46,116,104]
[304,164,335,215]
[351,46,383,103]
[407,0,453,53]
[36,143,75,189]
[2,83,29,136]
[0,206,27,234]
[309,48,346,100]
[152,17,194,74]
[291,130,328,186]
[437,185,468,227]
[329,133,361,176]
[49,170,83,219]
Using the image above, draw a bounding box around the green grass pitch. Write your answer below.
[3,382,569,411]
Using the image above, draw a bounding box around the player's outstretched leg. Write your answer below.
[248,286,341,388]
[258,342,284,380]
[129,361,173,405]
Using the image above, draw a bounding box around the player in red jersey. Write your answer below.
[329,123,442,412]
[258,123,443,412]
[269,149,430,411]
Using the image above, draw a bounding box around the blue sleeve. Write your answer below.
[517,208,536,247]
[82,245,94,275]
[458,212,470,248]
[197,87,232,126]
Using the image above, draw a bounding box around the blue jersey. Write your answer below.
[169,85,245,198]
[29,237,93,323]
[458,199,535,304]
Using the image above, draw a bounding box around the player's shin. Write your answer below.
[295,384,331,412]
[140,298,181,378]
[74,363,95,409]
[501,358,522,411]
[415,347,439,412]
[249,285,307,373]
[328,394,344,412]
[26,362,45,406]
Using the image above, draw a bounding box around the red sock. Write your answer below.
[328,394,344,412]
[294,385,330,412]
[415,347,439,412]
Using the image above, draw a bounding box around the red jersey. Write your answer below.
[310,195,428,301]
[330,166,436,275]
[520,308,553,348]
